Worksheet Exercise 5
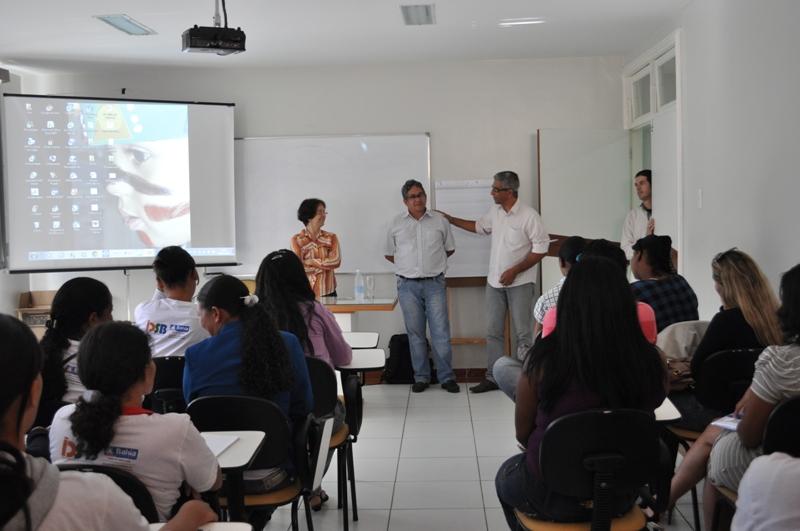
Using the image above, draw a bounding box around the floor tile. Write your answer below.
[269,507,391,531]
[359,420,406,439]
[472,420,516,438]
[316,480,396,510]
[402,420,474,438]
[392,480,484,509]
[399,437,477,458]
[665,506,698,530]
[362,407,408,422]
[396,457,480,482]
[325,457,399,483]
[408,389,469,407]
[467,390,516,408]
[405,405,472,421]
[388,508,487,531]
[470,406,514,422]
[353,438,402,459]
[481,479,501,508]
[486,507,509,531]
[477,456,507,481]
[474,436,520,457]
[363,383,412,396]
[363,394,410,409]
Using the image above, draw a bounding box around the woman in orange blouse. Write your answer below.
[291,198,341,297]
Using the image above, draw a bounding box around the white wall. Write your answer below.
[6,56,624,366]
[625,0,800,319]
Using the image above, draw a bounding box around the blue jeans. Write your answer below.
[396,274,456,384]
[485,283,534,382]
[493,356,523,401]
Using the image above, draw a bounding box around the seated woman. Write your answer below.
[49,322,222,522]
[256,249,352,370]
[631,234,699,332]
[671,248,782,431]
[495,257,668,529]
[0,314,217,531]
[40,277,113,403]
[183,274,313,497]
[669,262,800,531]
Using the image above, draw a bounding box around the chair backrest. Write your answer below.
[656,320,710,360]
[149,356,187,414]
[694,348,763,413]
[343,374,362,437]
[540,409,660,500]
[292,414,333,493]
[57,463,160,523]
[763,395,800,457]
[305,356,339,419]
[186,396,290,470]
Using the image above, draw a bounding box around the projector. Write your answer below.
[182,25,246,56]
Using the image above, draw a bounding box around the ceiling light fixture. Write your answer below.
[93,14,157,36]
[499,18,545,27]
[401,5,436,26]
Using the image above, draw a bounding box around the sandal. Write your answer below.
[310,491,329,512]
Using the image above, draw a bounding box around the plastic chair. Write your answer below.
[304,356,362,531]
[57,463,160,523]
[515,409,669,531]
[656,320,710,361]
[147,356,186,414]
[186,396,314,530]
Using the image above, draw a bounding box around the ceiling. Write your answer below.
[0,0,694,75]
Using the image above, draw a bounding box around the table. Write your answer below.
[200,431,265,523]
[321,296,398,332]
[336,348,386,385]
[149,523,253,530]
[655,397,681,423]
[342,331,380,349]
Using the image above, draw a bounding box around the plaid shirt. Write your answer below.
[631,274,699,332]
[534,276,565,323]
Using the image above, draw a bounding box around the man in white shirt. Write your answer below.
[384,180,460,393]
[135,246,209,357]
[620,169,654,260]
[438,171,550,393]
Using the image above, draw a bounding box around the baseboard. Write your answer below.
[364,367,488,385]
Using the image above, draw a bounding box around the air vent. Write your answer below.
[401,5,435,25]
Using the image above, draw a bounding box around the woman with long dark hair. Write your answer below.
[183,275,313,497]
[40,277,113,402]
[48,321,221,522]
[495,257,668,529]
[0,314,217,531]
[256,249,352,369]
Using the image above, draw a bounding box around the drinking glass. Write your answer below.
[365,275,375,300]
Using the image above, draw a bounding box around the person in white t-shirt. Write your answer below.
[49,321,222,522]
[40,277,114,403]
[0,313,218,531]
[136,246,209,358]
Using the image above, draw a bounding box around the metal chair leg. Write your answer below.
[347,441,358,521]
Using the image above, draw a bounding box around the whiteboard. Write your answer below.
[227,134,430,275]
[434,179,493,278]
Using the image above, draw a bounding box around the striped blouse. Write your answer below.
[291,228,341,297]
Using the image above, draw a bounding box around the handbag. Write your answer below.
[667,357,695,393]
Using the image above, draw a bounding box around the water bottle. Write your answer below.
[354,270,364,301]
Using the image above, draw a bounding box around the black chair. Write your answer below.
[304,356,362,531]
[186,396,317,530]
[515,409,669,531]
[662,347,762,531]
[57,463,160,523]
[146,356,186,414]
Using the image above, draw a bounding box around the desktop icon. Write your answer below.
[25,104,32,111]
[68,138,76,146]
[70,189,78,196]
[47,140,53,146]
[45,105,53,112]
[88,155,95,162]
[66,103,74,112]
[73,221,80,229]
[68,155,77,163]
[67,122,74,129]
[92,220,100,228]
[90,188,98,195]
[52,221,60,229]
[86,105,93,112]
[50,188,58,196]
[29,172,37,179]
[108,138,115,145]
[49,172,57,179]
[87,122,94,129]
[48,155,57,162]
[31,205,38,213]
[27,138,35,145]
[51,205,59,212]
[91,204,99,212]
[31,188,39,196]
[108,155,114,163]
[90,172,97,179]
[33,222,39,229]
[108,172,116,179]
[46,121,54,128]
[69,172,77,179]
[26,121,33,128]
[28,155,36,162]
[72,205,79,212]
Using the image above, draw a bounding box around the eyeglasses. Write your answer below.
[713,247,739,263]
[491,186,511,193]
[406,192,426,200]
[316,210,328,215]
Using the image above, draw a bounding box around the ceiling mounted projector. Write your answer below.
[182,0,245,56]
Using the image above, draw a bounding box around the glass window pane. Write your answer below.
[633,74,651,119]
[658,56,677,106]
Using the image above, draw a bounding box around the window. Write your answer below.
[623,31,680,129]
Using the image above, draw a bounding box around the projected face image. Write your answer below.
[105,138,191,247]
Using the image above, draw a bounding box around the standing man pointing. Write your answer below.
[438,171,549,393]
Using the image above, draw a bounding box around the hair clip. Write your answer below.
[575,253,582,262]
[241,294,259,307]
[81,390,102,403]
[45,319,56,329]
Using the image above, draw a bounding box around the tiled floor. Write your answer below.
[268,383,702,531]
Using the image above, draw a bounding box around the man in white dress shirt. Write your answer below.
[438,171,550,393]
[620,169,654,260]
[384,180,460,393]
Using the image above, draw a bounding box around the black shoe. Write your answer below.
[469,379,499,393]
[441,380,460,393]
[411,381,429,393]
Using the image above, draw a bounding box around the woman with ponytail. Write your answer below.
[40,277,113,403]
[183,274,313,498]
[0,314,217,531]
[49,322,222,522]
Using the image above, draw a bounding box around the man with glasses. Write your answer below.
[438,171,549,393]
[384,179,460,393]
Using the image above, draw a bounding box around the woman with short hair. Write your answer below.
[290,198,341,297]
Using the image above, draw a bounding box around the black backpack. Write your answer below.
[381,333,438,384]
